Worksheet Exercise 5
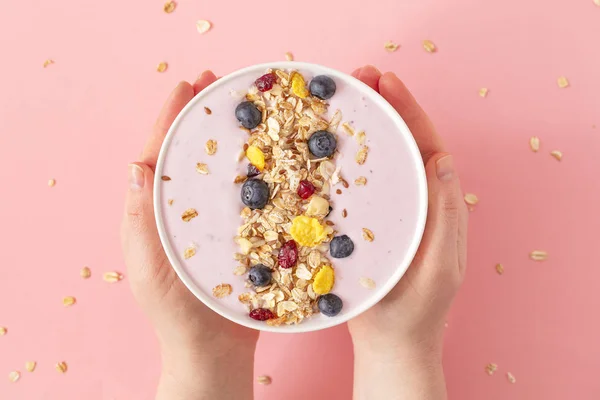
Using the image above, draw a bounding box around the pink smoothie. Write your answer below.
[154,62,427,332]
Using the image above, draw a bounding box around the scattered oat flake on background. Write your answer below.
[181,208,199,222]
[595,0,600,5]
[342,122,355,136]
[354,176,367,186]
[485,363,498,375]
[196,20,212,34]
[356,146,369,165]
[507,372,516,383]
[43,59,54,68]
[529,136,540,152]
[63,296,76,307]
[48,179,56,187]
[81,266,91,279]
[356,131,366,144]
[257,375,272,385]
[0,327,7,335]
[157,62,168,73]
[362,228,375,242]
[423,39,437,53]
[25,361,36,372]
[204,106,212,115]
[285,52,294,61]
[359,277,376,289]
[557,76,569,88]
[212,283,232,298]
[479,88,489,98]
[495,263,504,275]
[161,175,171,181]
[196,163,209,175]
[55,362,68,373]
[168,199,174,206]
[184,245,196,259]
[530,250,548,261]
[464,193,479,206]
[8,371,20,383]
[163,1,176,13]
[550,150,563,161]
[384,41,399,52]
[205,139,217,155]
[103,271,124,282]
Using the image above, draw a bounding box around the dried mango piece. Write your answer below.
[246,145,265,171]
[290,216,327,247]
[312,265,334,295]
[290,72,309,98]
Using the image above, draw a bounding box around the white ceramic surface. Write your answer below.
[154,62,427,333]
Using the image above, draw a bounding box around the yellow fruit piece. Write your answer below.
[246,145,265,171]
[291,72,309,98]
[312,265,334,295]
[290,216,327,247]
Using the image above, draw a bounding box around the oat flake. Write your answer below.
[354,176,367,186]
[212,283,233,298]
[257,375,272,385]
[205,139,217,155]
[168,199,174,206]
[196,163,209,175]
[8,371,20,383]
[285,52,294,61]
[529,250,548,261]
[384,41,399,52]
[362,228,375,242]
[163,1,176,13]
[184,245,196,259]
[479,88,489,98]
[0,327,6,335]
[485,363,498,376]
[181,208,199,222]
[423,40,437,53]
[529,136,540,152]
[464,193,479,205]
[80,266,91,279]
[63,296,76,307]
[43,59,54,68]
[359,277,376,289]
[550,150,562,161]
[196,20,212,34]
[356,131,366,144]
[55,362,68,373]
[356,146,369,165]
[557,76,569,88]
[25,362,36,372]
[157,62,168,73]
[495,263,504,275]
[48,179,56,187]
[507,372,516,383]
[103,271,124,282]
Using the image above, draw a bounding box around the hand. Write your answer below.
[347,66,468,399]
[120,71,258,400]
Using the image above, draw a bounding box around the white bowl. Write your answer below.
[154,62,427,333]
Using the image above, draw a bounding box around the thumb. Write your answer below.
[414,153,466,286]
[121,162,172,288]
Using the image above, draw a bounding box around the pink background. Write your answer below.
[0,0,598,399]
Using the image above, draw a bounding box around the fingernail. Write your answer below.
[351,68,363,78]
[436,155,454,182]
[128,164,144,190]
[359,65,382,78]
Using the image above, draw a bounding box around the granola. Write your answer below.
[231,70,359,325]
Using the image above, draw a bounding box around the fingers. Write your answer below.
[141,81,195,169]
[121,162,172,285]
[193,70,218,95]
[352,65,382,91]
[417,153,467,281]
[378,72,445,164]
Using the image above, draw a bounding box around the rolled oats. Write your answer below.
[354,176,367,186]
[464,193,479,206]
[157,62,168,73]
[103,271,124,283]
[507,372,516,383]
[285,52,294,61]
[43,59,55,68]
[485,363,497,376]
[205,139,217,155]
[48,178,56,187]
[213,284,233,298]
[356,146,369,165]
[423,40,437,53]
[168,199,174,206]
[479,88,489,98]
[0,327,6,335]
[359,277,376,289]
[495,263,504,275]
[362,228,374,242]
[63,296,76,307]
[550,150,563,161]
[384,41,399,52]
[163,1,176,13]
[181,208,198,222]
[557,76,569,88]
[196,20,212,34]
[342,122,355,136]
[25,361,36,372]
[8,371,20,383]
[196,163,209,174]
[55,362,68,373]
[530,136,540,152]
[257,375,272,385]
[529,250,548,261]
[80,266,91,279]
[184,245,196,259]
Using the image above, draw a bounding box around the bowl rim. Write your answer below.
[154,61,428,333]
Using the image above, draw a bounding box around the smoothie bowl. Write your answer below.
[154,62,427,333]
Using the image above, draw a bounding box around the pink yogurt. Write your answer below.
[154,62,427,332]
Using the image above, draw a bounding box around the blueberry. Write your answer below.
[247,164,260,178]
[308,130,337,158]
[248,264,272,286]
[241,179,269,209]
[309,75,336,100]
[329,235,354,258]
[235,101,261,129]
[318,293,343,317]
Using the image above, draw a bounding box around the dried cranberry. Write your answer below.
[297,180,315,199]
[278,240,298,269]
[247,164,260,177]
[255,73,277,92]
[249,308,275,321]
